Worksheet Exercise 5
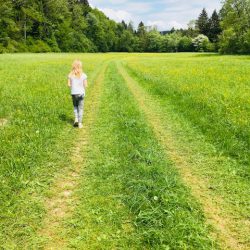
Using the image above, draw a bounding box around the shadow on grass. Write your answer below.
[59,113,74,125]
[194,53,221,57]
[194,53,250,60]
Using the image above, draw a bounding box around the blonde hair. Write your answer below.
[70,60,83,78]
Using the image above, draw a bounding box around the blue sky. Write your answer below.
[90,0,222,31]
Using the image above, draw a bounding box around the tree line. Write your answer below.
[0,0,249,54]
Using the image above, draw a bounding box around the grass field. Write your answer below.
[0,53,249,249]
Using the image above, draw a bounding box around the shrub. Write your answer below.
[27,38,52,53]
[0,43,8,53]
[192,34,210,52]
[46,35,61,53]
[70,32,97,52]
[219,28,239,54]
[0,39,27,53]
[178,36,193,52]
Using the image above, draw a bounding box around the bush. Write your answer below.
[206,41,215,52]
[0,39,28,53]
[146,30,163,52]
[46,35,61,53]
[0,43,8,53]
[192,34,211,52]
[70,32,97,52]
[220,28,250,54]
[178,36,193,52]
[219,28,238,54]
[15,42,29,52]
[27,38,52,53]
[241,29,250,54]
[161,33,182,52]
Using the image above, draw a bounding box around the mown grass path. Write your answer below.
[63,62,215,249]
[39,63,108,249]
[116,62,249,250]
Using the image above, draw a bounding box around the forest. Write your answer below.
[0,0,249,54]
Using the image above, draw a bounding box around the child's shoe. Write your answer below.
[78,123,83,129]
[74,118,78,127]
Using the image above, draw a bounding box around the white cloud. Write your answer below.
[147,20,184,30]
[123,2,152,14]
[168,21,184,29]
[100,8,133,23]
[91,0,222,31]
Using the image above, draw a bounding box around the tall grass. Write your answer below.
[122,54,250,247]
[0,53,108,247]
[1,53,248,248]
[124,54,250,173]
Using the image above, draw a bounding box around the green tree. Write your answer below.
[219,0,250,54]
[178,36,193,51]
[145,30,162,52]
[121,20,128,30]
[160,32,182,52]
[78,0,89,6]
[192,34,212,52]
[196,8,210,37]
[0,0,227,54]
[187,20,199,37]
[127,21,134,33]
[41,0,70,51]
[86,12,110,52]
[208,10,222,42]
[71,4,87,32]
[12,0,41,42]
[0,0,19,52]
[118,30,135,52]
[137,21,147,51]
[137,21,146,36]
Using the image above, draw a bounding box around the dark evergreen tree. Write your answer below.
[137,21,147,52]
[0,0,18,51]
[137,21,146,36]
[170,27,176,33]
[127,21,134,33]
[121,20,128,30]
[186,20,198,37]
[196,8,210,37]
[116,22,125,36]
[118,30,135,52]
[78,0,89,6]
[208,10,221,42]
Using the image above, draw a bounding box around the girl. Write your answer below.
[68,60,88,128]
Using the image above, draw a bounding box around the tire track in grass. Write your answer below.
[39,63,108,249]
[117,62,247,250]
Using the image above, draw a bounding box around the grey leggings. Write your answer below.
[72,94,84,123]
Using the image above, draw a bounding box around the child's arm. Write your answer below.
[84,79,88,88]
[68,76,71,87]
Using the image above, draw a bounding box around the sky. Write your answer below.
[90,0,222,31]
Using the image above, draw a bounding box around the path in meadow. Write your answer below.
[117,62,249,250]
[61,62,215,249]
[39,63,107,249]
[37,58,248,250]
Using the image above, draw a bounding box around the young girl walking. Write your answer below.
[68,60,88,128]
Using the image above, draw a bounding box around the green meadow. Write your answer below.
[0,53,249,249]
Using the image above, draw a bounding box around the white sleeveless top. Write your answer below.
[69,73,87,95]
